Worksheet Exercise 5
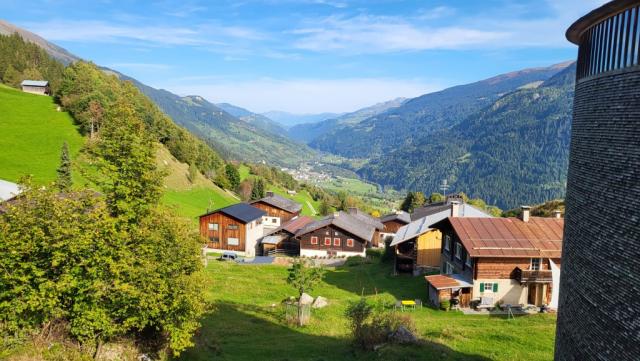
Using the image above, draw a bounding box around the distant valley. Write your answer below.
[1,18,576,210]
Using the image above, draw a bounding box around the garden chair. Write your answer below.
[394,300,403,311]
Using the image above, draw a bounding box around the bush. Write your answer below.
[345,298,417,350]
[366,248,383,259]
[381,237,394,263]
[344,256,366,267]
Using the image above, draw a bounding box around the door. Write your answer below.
[528,284,537,305]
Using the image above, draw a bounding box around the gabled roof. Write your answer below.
[295,211,375,242]
[347,208,384,230]
[20,80,48,87]
[277,216,315,235]
[380,211,411,224]
[200,203,266,224]
[391,204,493,247]
[251,193,302,213]
[411,202,491,221]
[435,217,564,258]
[0,179,20,202]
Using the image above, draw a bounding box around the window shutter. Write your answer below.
[480,283,485,292]
[493,283,498,292]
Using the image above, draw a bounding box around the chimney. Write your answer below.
[520,206,531,222]
[266,191,274,197]
[333,211,340,217]
[553,210,562,219]
[450,201,460,217]
[348,207,358,214]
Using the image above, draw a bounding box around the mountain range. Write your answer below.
[1,19,576,209]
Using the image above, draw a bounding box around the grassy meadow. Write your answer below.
[0,84,84,184]
[178,259,556,361]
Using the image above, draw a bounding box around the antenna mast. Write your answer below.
[440,179,449,198]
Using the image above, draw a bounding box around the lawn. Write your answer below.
[0,84,84,184]
[267,186,321,217]
[319,176,378,195]
[178,260,556,361]
[162,187,237,221]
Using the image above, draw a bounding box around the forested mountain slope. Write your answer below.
[359,63,576,209]
[112,70,318,166]
[216,102,289,136]
[287,98,406,143]
[309,62,572,159]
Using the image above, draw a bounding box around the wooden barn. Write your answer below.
[251,192,302,231]
[199,203,266,257]
[295,211,374,258]
[391,201,492,275]
[20,80,50,95]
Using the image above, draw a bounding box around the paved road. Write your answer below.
[237,256,275,265]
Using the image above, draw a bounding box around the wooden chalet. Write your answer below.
[260,216,314,256]
[379,210,411,243]
[250,191,302,231]
[346,207,385,247]
[427,207,564,309]
[391,201,492,275]
[199,203,266,257]
[295,211,375,257]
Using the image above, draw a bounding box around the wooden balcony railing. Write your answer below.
[515,268,553,283]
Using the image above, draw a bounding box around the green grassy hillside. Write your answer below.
[156,146,237,221]
[0,84,84,183]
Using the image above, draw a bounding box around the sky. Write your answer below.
[2,0,606,114]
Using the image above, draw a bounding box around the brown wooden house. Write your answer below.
[379,211,411,244]
[199,203,266,257]
[346,207,384,247]
[295,211,374,257]
[251,192,302,231]
[427,207,564,309]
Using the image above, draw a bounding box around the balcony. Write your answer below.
[515,268,553,283]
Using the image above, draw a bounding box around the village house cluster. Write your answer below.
[199,192,565,311]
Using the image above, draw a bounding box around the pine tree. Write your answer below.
[400,192,415,212]
[251,178,265,200]
[56,141,72,191]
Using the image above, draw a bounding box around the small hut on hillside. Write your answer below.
[20,80,50,95]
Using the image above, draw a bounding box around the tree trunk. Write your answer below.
[93,338,103,360]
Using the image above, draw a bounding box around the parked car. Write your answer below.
[219,251,237,261]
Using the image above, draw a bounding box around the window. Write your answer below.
[444,235,451,251]
[454,242,462,259]
[228,224,239,230]
[333,238,341,246]
[208,236,219,243]
[347,238,354,247]
[311,236,318,245]
[272,218,277,223]
[465,253,472,267]
[227,237,239,246]
[324,237,331,246]
[531,258,541,271]
[480,282,498,293]
[335,231,340,236]
[208,223,218,231]
[256,218,262,225]
[444,262,453,274]
[325,230,330,235]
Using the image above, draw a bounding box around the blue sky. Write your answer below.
[2,0,605,113]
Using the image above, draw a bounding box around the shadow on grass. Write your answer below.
[321,262,429,302]
[176,301,493,361]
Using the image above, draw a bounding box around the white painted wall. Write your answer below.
[244,219,264,257]
[262,216,281,231]
[300,248,366,258]
[473,279,528,305]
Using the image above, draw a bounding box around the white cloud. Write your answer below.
[292,15,507,53]
[289,1,611,54]
[21,20,263,46]
[163,77,443,113]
